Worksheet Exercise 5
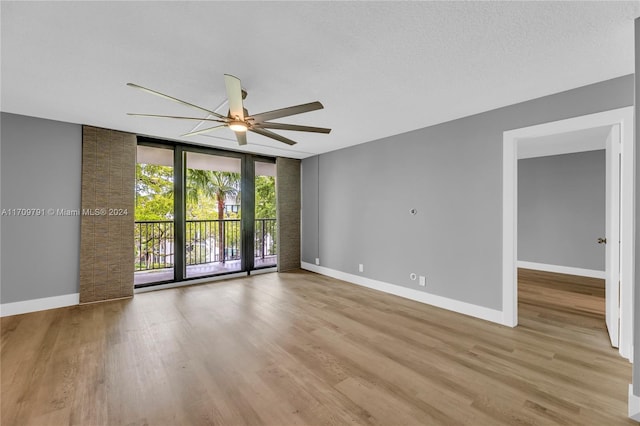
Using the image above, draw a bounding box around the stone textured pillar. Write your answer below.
[79,126,136,303]
[276,157,301,272]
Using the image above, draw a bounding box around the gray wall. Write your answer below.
[1,112,82,303]
[302,75,634,310]
[518,150,605,271]
[301,156,319,263]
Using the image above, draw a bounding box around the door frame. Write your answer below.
[502,106,634,360]
[605,124,621,348]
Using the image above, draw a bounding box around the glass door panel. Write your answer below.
[254,161,277,268]
[185,152,242,278]
[134,145,175,286]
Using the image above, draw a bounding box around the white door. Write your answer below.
[604,124,621,348]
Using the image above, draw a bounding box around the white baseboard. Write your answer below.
[0,293,79,317]
[301,262,504,326]
[517,261,606,279]
[629,385,640,421]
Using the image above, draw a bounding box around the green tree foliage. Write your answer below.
[185,192,218,220]
[186,169,240,219]
[135,164,276,268]
[135,164,174,220]
[254,175,277,259]
[135,164,175,268]
[255,175,275,219]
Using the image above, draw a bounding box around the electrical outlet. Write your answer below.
[315,258,320,265]
[419,276,426,287]
[359,264,364,273]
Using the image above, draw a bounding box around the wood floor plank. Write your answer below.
[1,268,635,425]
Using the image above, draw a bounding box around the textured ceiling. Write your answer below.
[1,1,638,159]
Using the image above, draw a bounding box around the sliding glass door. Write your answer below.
[184,152,242,278]
[254,161,277,269]
[134,139,276,287]
[134,145,175,286]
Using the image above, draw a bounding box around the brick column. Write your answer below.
[276,157,301,272]
[79,126,136,303]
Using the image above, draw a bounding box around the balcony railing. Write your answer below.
[135,220,174,271]
[254,217,277,260]
[134,219,276,272]
[186,219,241,265]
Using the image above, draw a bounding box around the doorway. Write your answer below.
[502,106,634,360]
[184,151,243,278]
[254,161,277,269]
[134,144,176,285]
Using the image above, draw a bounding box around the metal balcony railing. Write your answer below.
[134,219,276,272]
[135,220,174,271]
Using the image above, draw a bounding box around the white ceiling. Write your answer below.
[2,1,638,159]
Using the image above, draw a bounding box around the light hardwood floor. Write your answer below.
[1,269,634,425]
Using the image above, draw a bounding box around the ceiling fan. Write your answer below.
[127,74,331,146]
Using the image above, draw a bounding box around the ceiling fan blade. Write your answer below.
[181,124,226,137]
[127,113,226,123]
[249,128,297,146]
[253,122,331,134]
[127,83,226,120]
[235,131,247,146]
[249,101,324,123]
[224,74,245,121]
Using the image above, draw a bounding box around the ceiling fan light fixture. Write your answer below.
[229,121,248,132]
[127,74,330,146]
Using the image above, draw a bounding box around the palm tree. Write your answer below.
[187,169,240,263]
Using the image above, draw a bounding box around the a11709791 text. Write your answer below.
[1,208,129,217]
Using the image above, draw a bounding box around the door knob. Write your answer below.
[597,237,607,244]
